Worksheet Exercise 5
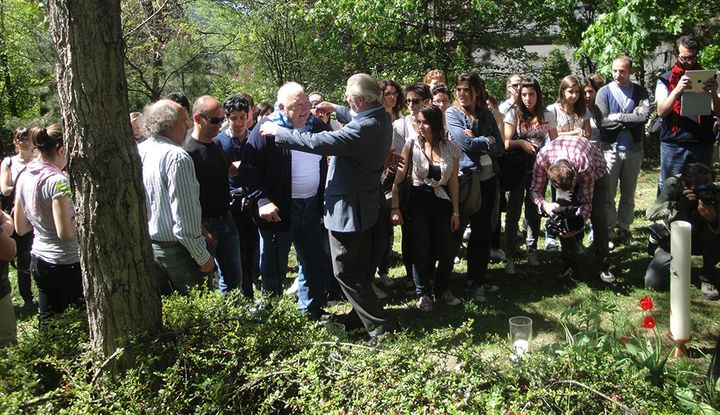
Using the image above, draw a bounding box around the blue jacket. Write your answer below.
[240,116,330,231]
[275,106,392,232]
[445,106,504,173]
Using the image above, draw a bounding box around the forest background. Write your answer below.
[2,0,720,148]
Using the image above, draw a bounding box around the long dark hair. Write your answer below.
[418,105,444,145]
[515,78,545,131]
[379,79,405,116]
[453,72,488,120]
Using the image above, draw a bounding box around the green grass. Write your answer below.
[4,167,720,413]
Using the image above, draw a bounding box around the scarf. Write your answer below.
[268,105,316,131]
[26,159,67,218]
[668,62,702,132]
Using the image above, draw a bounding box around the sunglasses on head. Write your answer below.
[200,113,224,124]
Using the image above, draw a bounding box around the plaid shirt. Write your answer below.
[530,136,608,219]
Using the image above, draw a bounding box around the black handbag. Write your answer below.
[396,142,414,213]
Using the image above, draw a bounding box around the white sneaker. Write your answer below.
[481,284,499,294]
[440,290,462,306]
[417,295,433,311]
[527,251,540,267]
[505,259,517,275]
[544,238,558,252]
[378,273,395,287]
[372,282,388,299]
[463,227,472,241]
[490,248,506,262]
[285,278,299,295]
[600,270,616,283]
[474,286,487,303]
[454,256,461,264]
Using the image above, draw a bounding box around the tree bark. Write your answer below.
[48,0,162,370]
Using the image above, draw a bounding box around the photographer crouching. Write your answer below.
[645,163,720,300]
[530,136,614,282]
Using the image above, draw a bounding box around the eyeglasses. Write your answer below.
[678,54,698,63]
[200,113,224,124]
[406,98,423,105]
[433,99,449,105]
[384,91,399,97]
[509,83,521,89]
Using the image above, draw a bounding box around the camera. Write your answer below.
[693,183,720,206]
[545,201,583,236]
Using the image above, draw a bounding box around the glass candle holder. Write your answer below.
[509,316,533,360]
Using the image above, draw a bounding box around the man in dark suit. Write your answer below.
[260,73,392,341]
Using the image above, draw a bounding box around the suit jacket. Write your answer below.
[275,106,392,232]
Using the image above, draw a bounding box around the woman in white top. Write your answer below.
[547,75,591,138]
[0,128,35,309]
[15,125,81,327]
[391,104,461,311]
[503,78,558,274]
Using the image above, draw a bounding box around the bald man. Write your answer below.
[184,95,244,295]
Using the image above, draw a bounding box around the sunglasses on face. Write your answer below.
[200,113,224,124]
[406,98,423,105]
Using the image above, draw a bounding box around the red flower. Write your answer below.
[618,335,630,344]
[639,296,654,311]
[642,316,656,329]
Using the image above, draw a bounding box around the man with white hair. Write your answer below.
[260,73,392,342]
[242,82,332,320]
[138,99,214,295]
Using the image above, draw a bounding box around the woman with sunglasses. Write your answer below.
[582,74,606,148]
[503,78,558,275]
[0,128,35,310]
[389,83,433,296]
[380,80,404,124]
[15,125,81,327]
[445,72,504,302]
[391,104,461,310]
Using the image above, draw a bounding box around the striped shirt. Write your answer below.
[138,135,210,266]
[530,136,608,220]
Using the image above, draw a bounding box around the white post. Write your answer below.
[670,221,692,341]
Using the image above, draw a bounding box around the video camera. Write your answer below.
[545,199,584,236]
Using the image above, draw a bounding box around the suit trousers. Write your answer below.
[328,228,386,333]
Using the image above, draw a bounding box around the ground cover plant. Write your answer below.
[2,169,720,414]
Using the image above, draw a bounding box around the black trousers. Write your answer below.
[12,231,33,304]
[231,210,259,298]
[30,255,83,328]
[328,228,386,333]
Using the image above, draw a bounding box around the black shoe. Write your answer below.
[560,265,576,279]
[308,308,331,321]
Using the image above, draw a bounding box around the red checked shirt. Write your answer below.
[530,136,608,220]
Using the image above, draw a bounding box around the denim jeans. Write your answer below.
[603,143,643,233]
[467,177,497,285]
[30,255,83,328]
[203,211,243,295]
[259,195,330,312]
[152,241,204,295]
[659,141,713,192]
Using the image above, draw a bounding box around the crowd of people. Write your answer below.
[1,33,719,346]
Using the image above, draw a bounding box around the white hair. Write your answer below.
[345,73,381,105]
[277,82,305,107]
[141,99,181,138]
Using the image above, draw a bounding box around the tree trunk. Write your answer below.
[0,5,18,117]
[48,0,162,371]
